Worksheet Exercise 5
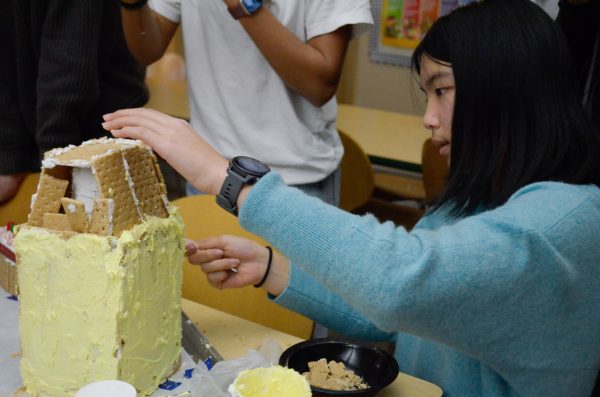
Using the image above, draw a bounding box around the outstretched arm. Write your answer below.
[186,235,397,343]
[103,108,236,198]
[224,1,353,107]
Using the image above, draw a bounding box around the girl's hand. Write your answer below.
[187,235,270,289]
[186,235,289,295]
[102,108,228,195]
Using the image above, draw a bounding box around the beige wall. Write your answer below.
[338,33,426,117]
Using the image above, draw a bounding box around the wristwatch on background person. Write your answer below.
[216,156,270,216]
[228,0,263,19]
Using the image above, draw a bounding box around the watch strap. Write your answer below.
[216,157,270,216]
[216,168,247,215]
[228,3,248,19]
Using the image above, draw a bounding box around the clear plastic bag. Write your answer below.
[187,339,283,397]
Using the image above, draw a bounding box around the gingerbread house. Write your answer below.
[14,138,184,397]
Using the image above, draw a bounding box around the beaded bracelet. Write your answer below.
[253,246,273,288]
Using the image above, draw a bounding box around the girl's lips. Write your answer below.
[439,143,451,156]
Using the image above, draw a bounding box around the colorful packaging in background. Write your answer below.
[381,0,477,49]
[0,223,17,295]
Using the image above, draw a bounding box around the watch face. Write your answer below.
[234,156,270,176]
[241,0,263,14]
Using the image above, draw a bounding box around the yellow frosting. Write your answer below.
[229,366,312,397]
[15,210,184,397]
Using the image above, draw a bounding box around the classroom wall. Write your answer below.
[337,33,426,116]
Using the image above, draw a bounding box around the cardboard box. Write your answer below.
[8,260,17,295]
[0,254,17,295]
[0,255,8,292]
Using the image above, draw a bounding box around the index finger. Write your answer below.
[195,236,229,251]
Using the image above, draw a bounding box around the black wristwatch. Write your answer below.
[216,156,270,216]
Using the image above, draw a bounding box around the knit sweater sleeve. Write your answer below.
[34,0,105,154]
[272,263,397,343]
[240,173,600,373]
[0,2,38,174]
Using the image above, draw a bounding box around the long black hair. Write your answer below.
[412,0,600,216]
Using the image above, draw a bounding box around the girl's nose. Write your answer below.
[423,104,440,131]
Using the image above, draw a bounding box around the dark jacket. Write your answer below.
[557,0,600,129]
[0,0,148,174]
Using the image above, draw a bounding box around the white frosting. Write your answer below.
[122,157,144,221]
[107,199,114,236]
[30,193,37,211]
[42,158,91,169]
[81,137,138,147]
[43,144,77,161]
[42,138,141,168]
[71,167,100,214]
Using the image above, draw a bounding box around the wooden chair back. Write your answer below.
[0,173,40,226]
[338,129,375,212]
[172,195,314,339]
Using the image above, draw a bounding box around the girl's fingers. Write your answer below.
[104,107,165,124]
[185,240,198,256]
[103,116,164,137]
[199,257,240,273]
[104,108,184,133]
[207,271,230,289]
[188,249,225,265]
[195,236,228,251]
[108,126,157,143]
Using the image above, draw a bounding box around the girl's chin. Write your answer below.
[439,144,451,157]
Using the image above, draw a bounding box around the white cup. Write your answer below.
[75,380,137,397]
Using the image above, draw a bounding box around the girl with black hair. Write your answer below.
[102,0,600,395]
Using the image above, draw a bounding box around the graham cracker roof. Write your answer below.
[29,138,169,237]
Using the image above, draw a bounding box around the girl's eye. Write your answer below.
[434,88,446,97]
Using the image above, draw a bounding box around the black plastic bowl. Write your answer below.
[279,338,399,397]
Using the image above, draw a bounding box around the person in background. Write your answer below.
[119,0,372,338]
[103,0,600,395]
[0,0,148,204]
[117,0,372,206]
[532,0,560,16]
[556,0,600,130]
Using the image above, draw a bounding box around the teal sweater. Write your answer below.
[239,173,600,397]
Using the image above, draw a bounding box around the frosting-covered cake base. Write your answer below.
[15,211,184,397]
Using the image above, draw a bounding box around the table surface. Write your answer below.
[337,104,430,172]
[182,298,443,397]
[145,79,430,171]
[0,290,442,397]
